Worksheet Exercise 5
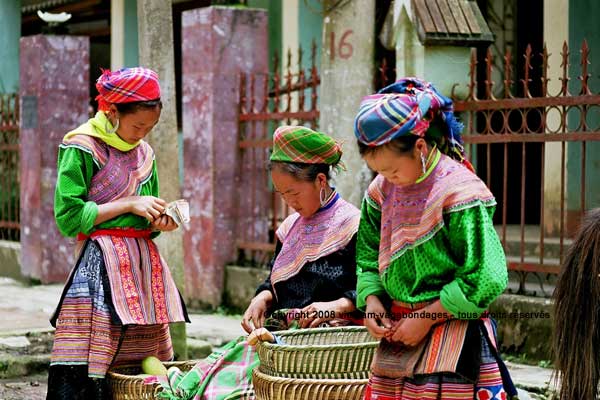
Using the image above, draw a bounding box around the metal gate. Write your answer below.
[0,93,19,241]
[453,41,600,296]
[236,43,320,264]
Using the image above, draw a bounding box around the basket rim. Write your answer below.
[252,367,370,385]
[107,360,197,380]
[258,326,379,352]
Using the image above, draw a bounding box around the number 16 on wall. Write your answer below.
[329,30,354,61]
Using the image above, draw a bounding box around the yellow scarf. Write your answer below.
[63,111,141,152]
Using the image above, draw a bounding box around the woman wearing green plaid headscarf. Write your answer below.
[242,125,361,331]
[153,126,363,400]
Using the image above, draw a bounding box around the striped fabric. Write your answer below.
[62,134,155,203]
[366,316,513,399]
[371,304,470,380]
[95,67,160,111]
[50,242,175,378]
[94,235,186,325]
[365,363,506,400]
[366,154,495,273]
[271,193,360,297]
[270,125,343,166]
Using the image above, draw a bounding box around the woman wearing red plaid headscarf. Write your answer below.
[46,68,189,400]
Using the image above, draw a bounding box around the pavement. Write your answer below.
[0,277,557,399]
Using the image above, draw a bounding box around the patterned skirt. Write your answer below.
[49,239,188,379]
[365,318,517,400]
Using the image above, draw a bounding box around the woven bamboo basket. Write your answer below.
[256,326,378,379]
[108,360,197,400]
[253,368,368,400]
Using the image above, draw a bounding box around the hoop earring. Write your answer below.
[420,152,426,175]
[106,118,119,134]
[319,187,327,207]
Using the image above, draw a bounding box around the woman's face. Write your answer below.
[271,169,326,218]
[363,140,426,186]
[109,105,161,144]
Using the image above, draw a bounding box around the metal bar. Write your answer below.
[485,48,494,99]
[285,48,293,113]
[541,45,549,97]
[520,142,526,264]
[507,262,561,274]
[0,221,19,229]
[522,44,532,98]
[454,94,600,111]
[560,141,565,263]
[539,142,545,265]
[502,143,508,246]
[462,132,600,143]
[269,77,321,98]
[503,49,513,98]
[560,41,570,96]
[580,40,591,95]
[0,126,19,133]
[581,140,586,214]
[273,51,281,112]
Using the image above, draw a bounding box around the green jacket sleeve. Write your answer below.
[54,146,98,237]
[440,204,508,318]
[149,161,162,239]
[356,198,386,311]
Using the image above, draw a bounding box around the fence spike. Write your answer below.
[559,41,570,96]
[504,48,514,98]
[521,44,533,98]
[579,39,591,95]
[485,47,495,100]
[541,43,549,97]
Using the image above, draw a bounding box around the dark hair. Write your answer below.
[553,208,600,399]
[268,161,331,182]
[115,99,163,115]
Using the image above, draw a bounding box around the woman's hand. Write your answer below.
[151,215,178,232]
[125,196,167,222]
[364,295,392,339]
[247,327,275,346]
[386,300,451,346]
[299,298,354,329]
[241,291,273,333]
[387,317,433,346]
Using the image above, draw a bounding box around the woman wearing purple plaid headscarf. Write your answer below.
[354,78,517,399]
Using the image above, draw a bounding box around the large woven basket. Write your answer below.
[253,368,368,400]
[256,326,378,379]
[108,360,197,400]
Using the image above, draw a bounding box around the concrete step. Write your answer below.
[507,361,557,399]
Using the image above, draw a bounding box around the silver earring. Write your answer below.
[106,118,119,134]
[420,152,426,175]
[319,187,327,206]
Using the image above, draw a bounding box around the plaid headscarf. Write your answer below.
[95,67,161,111]
[354,77,469,167]
[270,126,344,167]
